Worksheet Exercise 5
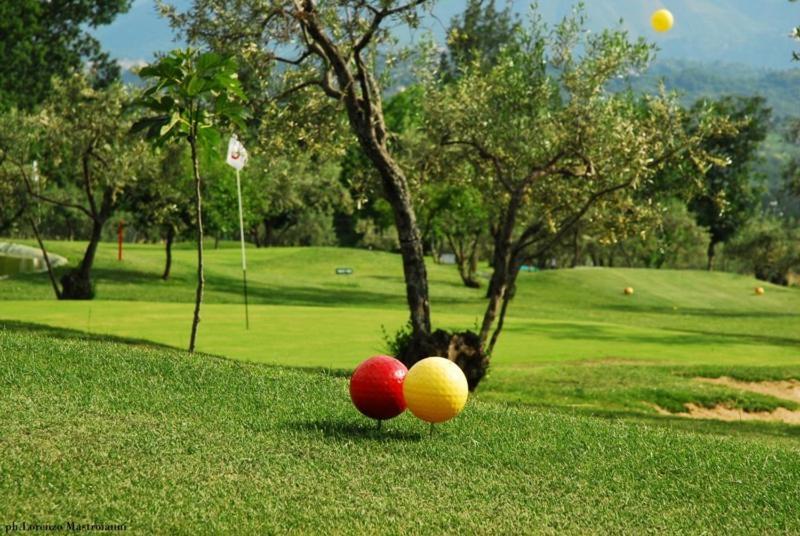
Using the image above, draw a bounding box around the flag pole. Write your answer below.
[235,166,250,330]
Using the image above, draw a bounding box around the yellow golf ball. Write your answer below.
[651,9,674,33]
[403,357,468,424]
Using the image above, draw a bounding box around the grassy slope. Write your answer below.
[2,240,800,427]
[2,324,800,533]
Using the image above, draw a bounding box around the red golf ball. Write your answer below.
[349,355,408,420]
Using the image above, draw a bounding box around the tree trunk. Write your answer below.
[571,227,581,268]
[707,240,717,271]
[449,234,480,288]
[298,11,431,359]
[188,138,204,353]
[60,218,104,300]
[359,139,431,341]
[263,218,273,247]
[162,225,175,281]
[30,216,61,300]
[479,193,521,346]
[468,233,481,283]
[487,259,522,355]
[430,236,440,264]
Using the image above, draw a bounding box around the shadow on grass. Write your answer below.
[659,327,800,348]
[7,258,478,309]
[0,319,177,350]
[503,321,800,349]
[290,418,423,441]
[601,303,800,319]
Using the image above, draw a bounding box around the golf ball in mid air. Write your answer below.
[403,357,469,424]
[651,9,674,33]
[349,355,408,420]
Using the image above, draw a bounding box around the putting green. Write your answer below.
[3,241,800,422]
[2,299,798,369]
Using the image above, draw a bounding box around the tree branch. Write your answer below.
[18,162,93,218]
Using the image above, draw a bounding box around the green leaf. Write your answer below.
[187,76,206,97]
[160,112,182,137]
[197,126,222,154]
[131,116,168,136]
[196,52,224,73]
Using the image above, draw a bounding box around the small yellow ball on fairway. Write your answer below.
[755,287,765,296]
[403,357,468,424]
[651,9,674,33]
[624,287,635,296]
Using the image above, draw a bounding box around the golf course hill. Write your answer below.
[2,322,799,533]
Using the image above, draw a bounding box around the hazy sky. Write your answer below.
[93,1,800,69]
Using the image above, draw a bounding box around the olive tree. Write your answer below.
[22,75,151,299]
[162,0,438,357]
[421,183,488,288]
[424,9,731,385]
[123,145,193,280]
[0,109,33,235]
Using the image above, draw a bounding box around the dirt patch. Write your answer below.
[652,403,800,425]
[696,376,800,404]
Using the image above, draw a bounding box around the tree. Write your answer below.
[687,96,770,270]
[133,49,247,353]
[336,86,425,250]
[19,75,151,299]
[422,183,488,287]
[0,0,131,110]
[123,145,193,280]
[569,200,710,270]
[247,155,351,247]
[440,0,520,79]
[424,7,731,386]
[0,110,32,235]
[165,1,437,357]
[725,218,800,285]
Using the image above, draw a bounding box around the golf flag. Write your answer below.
[226,135,248,170]
[226,134,250,329]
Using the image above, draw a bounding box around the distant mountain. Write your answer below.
[619,59,800,215]
[627,59,800,118]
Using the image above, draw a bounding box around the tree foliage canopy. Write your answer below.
[687,96,771,267]
[0,0,131,110]
[424,6,734,354]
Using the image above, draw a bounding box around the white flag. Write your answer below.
[226,135,248,171]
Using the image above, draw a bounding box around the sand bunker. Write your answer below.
[653,403,800,425]
[650,376,800,425]
[696,376,800,404]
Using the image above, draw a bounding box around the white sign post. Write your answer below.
[226,135,250,329]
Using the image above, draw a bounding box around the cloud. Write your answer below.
[117,58,149,71]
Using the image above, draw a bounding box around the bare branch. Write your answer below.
[18,162,93,218]
[441,138,512,191]
[352,1,429,56]
[514,176,635,256]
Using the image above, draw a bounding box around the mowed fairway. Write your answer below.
[2,325,800,533]
[2,240,800,433]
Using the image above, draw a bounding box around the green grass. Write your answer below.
[2,239,800,429]
[2,324,800,533]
